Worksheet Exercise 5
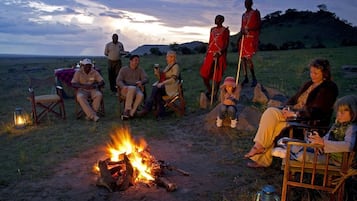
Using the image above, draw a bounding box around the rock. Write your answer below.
[252,83,269,104]
[203,103,261,131]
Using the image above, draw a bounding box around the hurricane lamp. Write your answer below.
[14,107,27,129]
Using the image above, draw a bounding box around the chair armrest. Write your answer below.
[286,141,324,149]
[56,85,64,97]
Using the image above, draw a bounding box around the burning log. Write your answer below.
[159,160,190,176]
[156,177,177,192]
[96,160,115,192]
[116,155,135,191]
[95,127,190,192]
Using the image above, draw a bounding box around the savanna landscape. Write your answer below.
[0,46,356,201]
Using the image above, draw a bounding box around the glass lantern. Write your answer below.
[14,107,27,129]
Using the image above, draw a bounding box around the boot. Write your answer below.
[251,78,257,87]
[241,76,248,86]
[216,117,223,128]
[137,108,149,117]
[230,119,238,128]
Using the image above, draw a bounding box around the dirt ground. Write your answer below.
[0,108,289,201]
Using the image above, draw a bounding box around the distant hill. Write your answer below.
[130,41,205,56]
[230,9,357,51]
[131,9,357,55]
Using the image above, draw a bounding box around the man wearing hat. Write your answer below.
[71,58,105,122]
[216,76,240,128]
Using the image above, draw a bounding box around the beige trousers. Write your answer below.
[250,107,288,167]
[77,89,102,119]
[121,86,144,116]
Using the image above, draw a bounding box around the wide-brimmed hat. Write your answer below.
[221,76,236,88]
[81,58,93,66]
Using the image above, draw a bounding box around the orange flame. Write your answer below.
[106,127,154,182]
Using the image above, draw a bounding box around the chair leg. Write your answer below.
[60,100,66,120]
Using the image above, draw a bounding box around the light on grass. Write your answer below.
[13,108,27,129]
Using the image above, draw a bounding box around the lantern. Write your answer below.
[255,185,280,201]
[14,107,27,129]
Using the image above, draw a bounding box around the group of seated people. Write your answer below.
[71,50,181,122]
[71,56,356,172]
[243,58,356,168]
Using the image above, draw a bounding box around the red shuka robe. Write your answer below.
[239,9,261,59]
[200,26,230,83]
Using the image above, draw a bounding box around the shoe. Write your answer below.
[205,91,211,100]
[241,77,249,86]
[93,115,100,122]
[216,117,223,127]
[243,76,249,84]
[230,119,238,128]
[271,147,287,158]
[251,79,257,87]
[246,161,265,168]
[121,110,130,120]
[137,108,149,117]
[244,144,265,158]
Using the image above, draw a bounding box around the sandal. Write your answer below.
[246,161,265,168]
[244,145,265,158]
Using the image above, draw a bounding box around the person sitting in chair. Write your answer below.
[71,58,105,122]
[116,55,148,119]
[138,51,180,119]
[275,94,357,165]
[244,58,338,168]
[304,94,357,165]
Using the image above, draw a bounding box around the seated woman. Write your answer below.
[138,51,180,118]
[245,58,339,168]
[289,94,357,165]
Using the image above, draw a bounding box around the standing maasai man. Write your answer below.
[238,0,261,87]
[200,15,230,100]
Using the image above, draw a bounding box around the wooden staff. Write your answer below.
[210,57,218,107]
[235,35,245,85]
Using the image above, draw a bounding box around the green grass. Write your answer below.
[0,47,356,195]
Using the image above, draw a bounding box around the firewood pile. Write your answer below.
[96,150,189,192]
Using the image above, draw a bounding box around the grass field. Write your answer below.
[0,47,356,200]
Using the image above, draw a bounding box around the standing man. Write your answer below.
[238,0,261,87]
[71,58,105,122]
[104,33,126,95]
[200,15,230,101]
[116,55,148,119]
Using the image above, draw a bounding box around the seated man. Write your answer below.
[116,55,148,119]
[71,58,105,122]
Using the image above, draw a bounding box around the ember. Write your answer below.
[95,127,189,192]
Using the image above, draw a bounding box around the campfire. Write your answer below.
[95,127,189,192]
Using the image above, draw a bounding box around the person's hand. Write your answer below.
[282,107,297,119]
[242,27,249,35]
[157,82,164,88]
[223,98,234,105]
[91,83,98,89]
[154,68,160,77]
[308,131,324,145]
[213,51,221,58]
[136,81,142,87]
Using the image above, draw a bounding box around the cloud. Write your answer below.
[0,0,356,56]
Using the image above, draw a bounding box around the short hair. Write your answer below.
[129,54,139,60]
[215,15,224,22]
[334,94,357,123]
[166,50,176,56]
[309,58,331,81]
